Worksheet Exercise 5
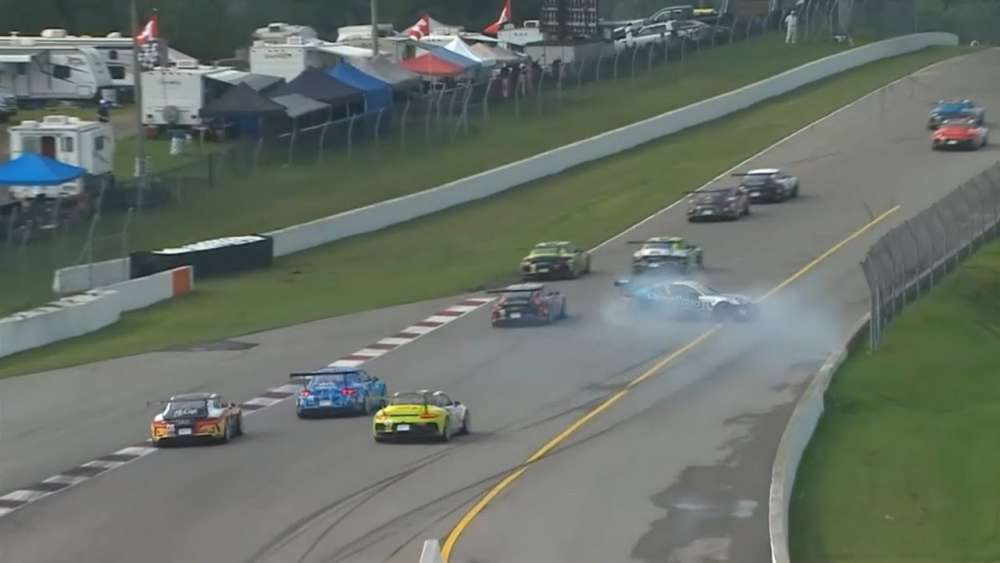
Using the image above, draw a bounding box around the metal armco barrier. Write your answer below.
[862,161,1000,350]
[130,235,274,279]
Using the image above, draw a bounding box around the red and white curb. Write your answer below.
[327,297,495,368]
[0,296,495,519]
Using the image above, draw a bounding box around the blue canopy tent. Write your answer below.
[0,153,87,186]
[328,63,393,114]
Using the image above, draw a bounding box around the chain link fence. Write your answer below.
[862,161,1000,351]
[0,21,799,313]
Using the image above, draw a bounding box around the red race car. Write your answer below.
[932,118,989,151]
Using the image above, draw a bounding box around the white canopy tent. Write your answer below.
[443,37,495,68]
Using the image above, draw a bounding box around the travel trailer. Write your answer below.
[0,29,196,94]
[7,115,114,198]
[0,42,114,102]
[141,61,283,128]
[249,36,372,81]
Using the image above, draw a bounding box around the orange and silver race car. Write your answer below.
[149,392,244,446]
[931,118,989,151]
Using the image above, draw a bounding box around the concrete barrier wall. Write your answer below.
[52,257,131,294]
[107,266,194,313]
[271,33,958,258]
[769,315,871,563]
[0,291,121,359]
[0,267,193,360]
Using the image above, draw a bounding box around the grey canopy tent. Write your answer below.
[201,83,330,138]
[350,55,422,93]
[270,68,365,117]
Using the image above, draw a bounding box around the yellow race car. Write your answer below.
[149,392,244,446]
[373,390,469,443]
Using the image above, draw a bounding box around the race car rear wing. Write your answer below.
[288,372,341,383]
[486,287,541,294]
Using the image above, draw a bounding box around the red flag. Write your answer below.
[484,0,512,36]
[136,14,158,44]
[407,14,431,40]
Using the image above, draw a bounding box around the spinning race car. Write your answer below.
[489,283,567,326]
[733,169,800,203]
[928,99,985,129]
[149,393,244,446]
[520,241,592,280]
[931,117,988,151]
[628,236,704,275]
[686,187,751,222]
[290,367,388,418]
[373,390,470,442]
[614,278,758,321]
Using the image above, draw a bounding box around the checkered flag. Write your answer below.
[138,39,161,70]
[136,13,161,69]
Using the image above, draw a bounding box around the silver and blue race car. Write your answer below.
[613,278,758,321]
[290,367,388,418]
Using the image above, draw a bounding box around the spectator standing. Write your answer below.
[784,9,799,44]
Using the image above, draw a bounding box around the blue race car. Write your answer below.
[290,367,388,418]
[929,99,985,129]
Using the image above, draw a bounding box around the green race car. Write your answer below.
[519,241,592,280]
[627,236,704,275]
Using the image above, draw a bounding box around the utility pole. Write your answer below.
[371,0,380,55]
[130,0,146,212]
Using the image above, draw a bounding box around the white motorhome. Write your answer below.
[249,36,372,81]
[141,61,282,128]
[8,115,114,198]
[0,29,195,93]
[497,21,545,48]
[0,41,113,102]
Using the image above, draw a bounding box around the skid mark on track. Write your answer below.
[630,371,812,563]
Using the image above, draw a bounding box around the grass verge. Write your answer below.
[0,45,965,378]
[0,35,860,316]
[789,237,1000,563]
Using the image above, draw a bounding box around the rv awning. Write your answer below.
[0,52,38,64]
[328,63,392,113]
[207,70,285,93]
[270,94,330,119]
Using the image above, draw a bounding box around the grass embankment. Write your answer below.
[790,238,1000,563]
[0,35,857,316]
[0,45,965,378]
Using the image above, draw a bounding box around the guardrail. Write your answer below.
[270,33,958,258]
[0,266,193,361]
[768,314,870,563]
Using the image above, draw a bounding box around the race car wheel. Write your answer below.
[584,256,592,274]
[461,412,470,435]
[374,435,387,443]
[560,299,568,319]
[440,418,452,442]
[235,415,244,436]
[793,184,800,198]
[712,303,735,322]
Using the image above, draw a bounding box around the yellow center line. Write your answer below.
[441,204,900,562]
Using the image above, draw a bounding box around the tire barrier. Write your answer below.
[130,235,274,279]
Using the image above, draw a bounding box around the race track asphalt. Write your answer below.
[1,48,997,563]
